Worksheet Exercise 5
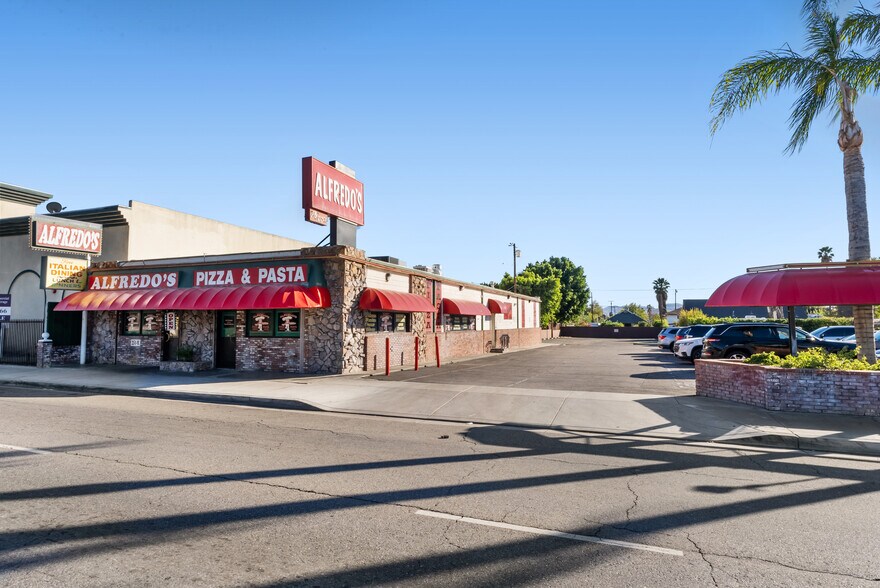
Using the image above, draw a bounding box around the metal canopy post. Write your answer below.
[787,306,797,356]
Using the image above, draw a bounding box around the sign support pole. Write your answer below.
[80,254,90,365]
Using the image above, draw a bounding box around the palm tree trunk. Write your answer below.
[842,144,875,362]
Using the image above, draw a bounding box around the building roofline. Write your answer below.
[0,182,54,206]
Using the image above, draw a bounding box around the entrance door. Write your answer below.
[216,311,236,368]
[161,311,179,361]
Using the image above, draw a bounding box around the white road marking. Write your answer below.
[0,443,52,455]
[415,510,683,556]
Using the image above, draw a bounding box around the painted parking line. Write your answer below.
[414,510,683,556]
[0,443,52,455]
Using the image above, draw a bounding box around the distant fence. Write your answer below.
[560,326,662,339]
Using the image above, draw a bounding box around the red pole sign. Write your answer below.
[302,157,365,226]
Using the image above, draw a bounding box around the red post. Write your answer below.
[435,335,441,368]
[414,336,419,371]
[385,337,390,376]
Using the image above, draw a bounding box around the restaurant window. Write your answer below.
[247,310,301,337]
[445,315,476,331]
[120,311,161,336]
[368,312,409,332]
[47,303,82,345]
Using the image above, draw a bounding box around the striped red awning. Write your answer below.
[359,288,435,313]
[707,266,880,307]
[54,285,331,311]
[442,298,491,316]
[486,299,513,315]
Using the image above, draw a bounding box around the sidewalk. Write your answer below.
[1,363,878,457]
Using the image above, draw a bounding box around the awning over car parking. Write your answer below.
[706,262,880,307]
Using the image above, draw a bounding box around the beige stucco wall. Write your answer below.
[0,225,130,319]
[0,200,37,219]
[365,267,410,293]
[125,201,311,260]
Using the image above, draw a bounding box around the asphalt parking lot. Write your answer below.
[376,338,695,396]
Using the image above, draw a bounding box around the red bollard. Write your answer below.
[385,337,391,376]
[435,335,441,368]
[414,336,419,371]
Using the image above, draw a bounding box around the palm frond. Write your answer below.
[842,4,880,46]
[838,51,880,92]
[786,70,836,152]
[804,10,841,62]
[710,50,821,136]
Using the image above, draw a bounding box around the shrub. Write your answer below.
[676,310,853,331]
[745,347,878,371]
[601,321,625,327]
[652,317,669,327]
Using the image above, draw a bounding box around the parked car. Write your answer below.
[673,325,726,362]
[701,324,854,360]
[810,326,855,341]
[657,327,682,350]
[840,331,880,357]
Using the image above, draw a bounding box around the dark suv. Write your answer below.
[701,323,854,360]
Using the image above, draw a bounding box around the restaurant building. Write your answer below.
[51,246,541,373]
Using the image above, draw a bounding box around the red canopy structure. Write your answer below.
[706,262,880,355]
[707,264,880,307]
[441,298,491,316]
[359,288,435,313]
[486,299,513,315]
[55,285,331,311]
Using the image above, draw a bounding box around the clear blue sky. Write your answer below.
[3,0,878,308]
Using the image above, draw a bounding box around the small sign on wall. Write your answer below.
[0,294,10,322]
[130,339,142,347]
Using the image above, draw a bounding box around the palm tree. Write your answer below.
[818,246,835,262]
[653,278,670,318]
[710,0,880,360]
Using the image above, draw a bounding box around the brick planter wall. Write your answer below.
[235,311,303,373]
[695,359,880,416]
[116,336,162,367]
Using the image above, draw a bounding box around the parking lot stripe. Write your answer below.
[414,510,683,556]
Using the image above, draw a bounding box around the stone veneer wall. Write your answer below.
[696,359,880,416]
[180,310,215,366]
[90,311,117,364]
[235,311,302,372]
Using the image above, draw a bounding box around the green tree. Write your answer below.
[524,257,589,325]
[710,0,880,361]
[817,246,834,262]
[498,270,561,328]
[652,278,670,318]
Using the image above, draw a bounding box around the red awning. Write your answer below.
[54,285,331,311]
[486,299,513,315]
[359,288,435,312]
[707,266,880,307]
[441,298,491,316]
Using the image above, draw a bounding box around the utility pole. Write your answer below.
[508,243,520,293]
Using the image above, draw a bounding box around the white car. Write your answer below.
[673,336,704,362]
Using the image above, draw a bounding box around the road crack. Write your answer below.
[686,534,719,587]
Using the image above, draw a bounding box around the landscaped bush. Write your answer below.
[745,347,878,371]
[652,317,669,327]
[676,309,853,331]
[601,321,625,327]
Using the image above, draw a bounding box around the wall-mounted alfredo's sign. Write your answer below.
[89,272,179,290]
[31,215,102,256]
[41,256,88,290]
[87,264,312,290]
[302,157,364,227]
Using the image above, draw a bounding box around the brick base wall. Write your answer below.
[116,336,162,366]
[364,328,543,372]
[235,311,302,372]
[51,345,81,365]
[695,359,880,416]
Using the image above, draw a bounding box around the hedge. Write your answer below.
[676,309,853,332]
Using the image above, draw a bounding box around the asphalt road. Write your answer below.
[376,338,696,395]
[1,384,878,587]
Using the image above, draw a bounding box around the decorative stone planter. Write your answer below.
[159,360,213,372]
[695,359,880,416]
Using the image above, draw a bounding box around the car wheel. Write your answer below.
[690,347,702,363]
[724,349,750,360]
[668,343,675,351]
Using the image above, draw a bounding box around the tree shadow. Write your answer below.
[1,424,877,584]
